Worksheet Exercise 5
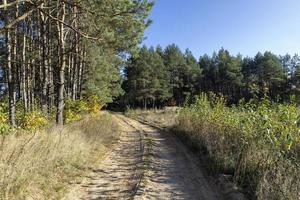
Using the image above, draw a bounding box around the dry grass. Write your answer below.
[125,107,179,128]
[174,95,300,200]
[0,112,120,200]
[126,105,300,200]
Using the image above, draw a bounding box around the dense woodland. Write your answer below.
[1,0,300,127]
[0,0,153,126]
[123,45,300,108]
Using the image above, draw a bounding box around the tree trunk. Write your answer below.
[41,9,49,113]
[47,19,54,114]
[6,28,16,126]
[5,1,17,126]
[56,2,66,125]
[78,48,85,98]
[22,33,28,112]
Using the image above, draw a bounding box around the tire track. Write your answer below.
[64,115,220,200]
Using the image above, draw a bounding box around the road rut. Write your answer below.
[64,115,219,200]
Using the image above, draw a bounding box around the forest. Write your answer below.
[0,0,152,128]
[0,1,300,200]
[1,0,300,128]
[123,45,300,108]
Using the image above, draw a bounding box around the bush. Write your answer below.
[64,99,89,123]
[0,103,10,134]
[176,93,300,199]
[64,96,103,124]
[86,95,103,113]
[20,111,49,130]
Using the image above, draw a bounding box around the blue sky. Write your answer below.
[143,0,300,58]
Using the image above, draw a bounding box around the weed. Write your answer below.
[0,113,119,200]
[176,93,300,199]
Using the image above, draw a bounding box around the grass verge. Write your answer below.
[125,107,178,129]
[125,99,300,200]
[0,112,119,200]
[174,94,300,200]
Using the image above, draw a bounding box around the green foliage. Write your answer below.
[177,93,300,199]
[80,0,153,54]
[86,95,104,113]
[163,44,201,105]
[83,45,124,104]
[124,44,202,108]
[20,111,49,130]
[124,45,172,108]
[124,46,299,108]
[64,97,103,124]
[64,99,89,124]
[0,102,10,134]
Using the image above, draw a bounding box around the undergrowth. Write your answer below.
[175,93,300,199]
[0,95,104,133]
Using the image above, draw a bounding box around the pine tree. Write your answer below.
[123,46,171,108]
[0,0,154,125]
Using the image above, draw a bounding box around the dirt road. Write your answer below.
[65,115,220,200]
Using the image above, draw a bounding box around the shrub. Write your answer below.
[20,111,49,130]
[0,102,10,134]
[176,93,300,199]
[86,95,103,113]
[64,99,89,123]
[64,96,103,123]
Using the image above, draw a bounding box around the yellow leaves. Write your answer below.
[178,92,300,199]
[0,104,11,134]
[64,95,104,123]
[21,111,48,130]
[65,109,82,124]
[182,92,300,155]
[87,95,103,113]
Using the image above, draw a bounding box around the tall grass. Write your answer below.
[175,93,300,199]
[0,113,119,200]
[126,107,178,128]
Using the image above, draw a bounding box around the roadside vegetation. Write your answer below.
[126,93,300,200]
[175,93,300,199]
[0,112,120,200]
[125,107,178,128]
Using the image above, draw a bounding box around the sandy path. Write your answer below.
[64,115,219,200]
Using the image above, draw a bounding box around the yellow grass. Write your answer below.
[125,107,179,128]
[0,112,119,200]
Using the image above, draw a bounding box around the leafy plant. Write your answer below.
[0,102,10,134]
[64,99,89,123]
[176,93,300,199]
[20,111,49,130]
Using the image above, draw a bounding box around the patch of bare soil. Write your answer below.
[64,115,220,200]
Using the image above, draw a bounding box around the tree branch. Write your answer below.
[38,8,104,41]
[0,0,27,9]
[0,8,36,32]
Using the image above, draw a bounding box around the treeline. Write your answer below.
[123,44,300,108]
[0,0,153,125]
